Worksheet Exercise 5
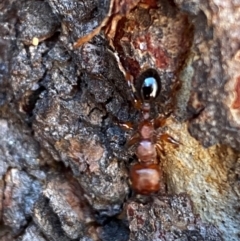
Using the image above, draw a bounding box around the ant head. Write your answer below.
[135,68,161,102]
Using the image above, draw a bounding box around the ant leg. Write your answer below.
[127,132,140,147]
[154,117,167,129]
[153,110,174,129]
[112,116,139,145]
[111,53,142,110]
[157,133,180,147]
[156,142,166,157]
[118,120,135,131]
[125,72,142,110]
[112,115,135,131]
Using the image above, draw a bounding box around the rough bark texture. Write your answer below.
[0,0,239,241]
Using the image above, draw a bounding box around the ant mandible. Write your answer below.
[123,68,178,195]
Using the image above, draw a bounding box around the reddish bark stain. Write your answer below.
[232,76,240,109]
[145,34,169,69]
[125,57,141,78]
[127,206,135,216]
[154,48,169,69]
[137,214,145,225]
[132,34,169,69]
[140,0,158,8]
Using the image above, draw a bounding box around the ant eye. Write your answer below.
[137,69,161,101]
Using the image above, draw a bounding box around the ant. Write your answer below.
[121,68,178,195]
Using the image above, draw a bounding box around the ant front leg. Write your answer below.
[117,120,135,131]
[125,72,142,110]
[112,115,140,147]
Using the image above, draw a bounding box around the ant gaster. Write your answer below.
[124,69,178,195]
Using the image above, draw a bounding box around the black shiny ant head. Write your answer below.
[136,68,161,102]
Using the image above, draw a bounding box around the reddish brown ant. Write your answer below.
[123,68,178,195]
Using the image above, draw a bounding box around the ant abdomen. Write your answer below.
[130,163,161,195]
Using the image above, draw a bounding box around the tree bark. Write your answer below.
[0,0,239,240]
